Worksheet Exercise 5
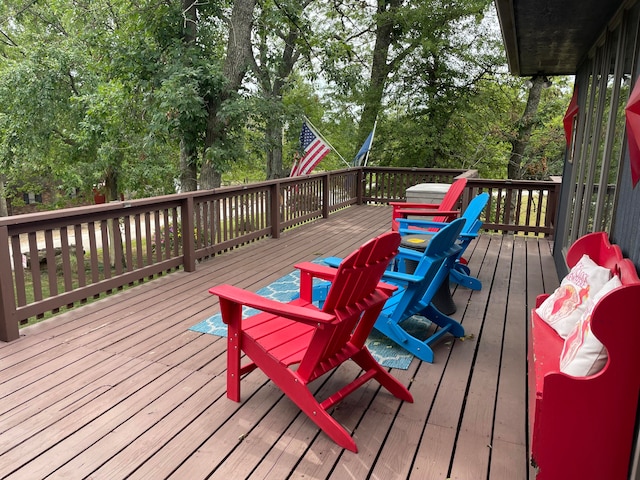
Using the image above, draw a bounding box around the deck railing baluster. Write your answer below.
[10,235,26,307]
[59,227,73,306]
[113,218,124,277]
[123,217,133,275]
[134,215,143,270]
[87,222,99,290]
[144,212,152,269]
[45,230,58,302]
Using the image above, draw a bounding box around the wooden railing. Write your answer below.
[464,178,562,237]
[361,167,472,203]
[0,167,560,341]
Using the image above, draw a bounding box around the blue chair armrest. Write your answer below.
[323,256,342,268]
[382,270,423,284]
[396,247,423,261]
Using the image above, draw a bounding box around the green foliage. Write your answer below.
[0,0,572,210]
[0,0,229,203]
[519,78,573,179]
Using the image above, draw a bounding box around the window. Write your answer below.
[22,192,43,205]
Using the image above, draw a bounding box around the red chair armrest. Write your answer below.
[294,262,339,281]
[209,284,336,325]
[390,201,442,208]
[396,208,460,217]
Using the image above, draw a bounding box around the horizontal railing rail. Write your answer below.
[0,167,560,341]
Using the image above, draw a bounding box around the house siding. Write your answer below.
[612,157,640,267]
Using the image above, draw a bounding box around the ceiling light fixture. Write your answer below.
[525,75,553,89]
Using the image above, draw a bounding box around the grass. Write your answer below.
[16,241,179,328]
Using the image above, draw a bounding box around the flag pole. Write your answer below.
[303,116,351,168]
[363,120,377,167]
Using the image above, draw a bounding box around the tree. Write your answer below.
[507,75,544,179]
[247,0,315,179]
[0,0,571,215]
[502,75,569,180]
[177,0,201,192]
[200,0,257,189]
[0,0,227,204]
[0,173,7,217]
[312,0,501,167]
[0,4,92,205]
[355,0,494,158]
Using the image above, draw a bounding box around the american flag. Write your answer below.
[290,121,331,176]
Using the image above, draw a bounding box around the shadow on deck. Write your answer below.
[0,205,558,480]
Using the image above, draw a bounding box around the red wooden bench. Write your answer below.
[529,232,640,479]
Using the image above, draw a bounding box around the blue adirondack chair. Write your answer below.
[322,217,467,363]
[396,192,489,291]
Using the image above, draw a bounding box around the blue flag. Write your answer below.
[352,130,374,167]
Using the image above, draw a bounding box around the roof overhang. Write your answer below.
[494,0,626,76]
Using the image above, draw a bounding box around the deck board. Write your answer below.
[0,205,556,479]
[450,235,515,479]
[491,238,529,479]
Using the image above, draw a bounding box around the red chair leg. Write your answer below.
[226,332,241,402]
[352,349,413,403]
[220,299,243,402]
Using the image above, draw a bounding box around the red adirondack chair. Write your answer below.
[390,177,467,231]
[208,231,413,453]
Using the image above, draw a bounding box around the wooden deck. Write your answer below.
[0,205,559,480]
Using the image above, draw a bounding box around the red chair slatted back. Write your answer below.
[297,232,400,378]
[431,178,467,224]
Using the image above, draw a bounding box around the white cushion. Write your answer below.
[560,275,622,377]
[535,254,611,338]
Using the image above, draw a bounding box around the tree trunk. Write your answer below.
[223,0,256,90]
[104,166,119,201]
[103,166,122,267]
[266,115,284,179]
[262,25,300,179]
[0,174,8,217]
[177,0,200,192]
[199,162,221,191]
[508,76,544,179]
[179,139,198,191]
[201,0,256,189]
[355,0,399,157]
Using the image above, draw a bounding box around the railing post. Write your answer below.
[270,182,281,239]
[0,225,19,342]
[322,173,330,218]
[182,195,196,272]
[547,176,562,238]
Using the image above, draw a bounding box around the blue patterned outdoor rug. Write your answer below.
[190,261,432,370]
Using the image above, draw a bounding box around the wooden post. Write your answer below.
[356,168,364,205]
[182,196,196,272]
[0,225,19,342]
[547,176,562,239]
